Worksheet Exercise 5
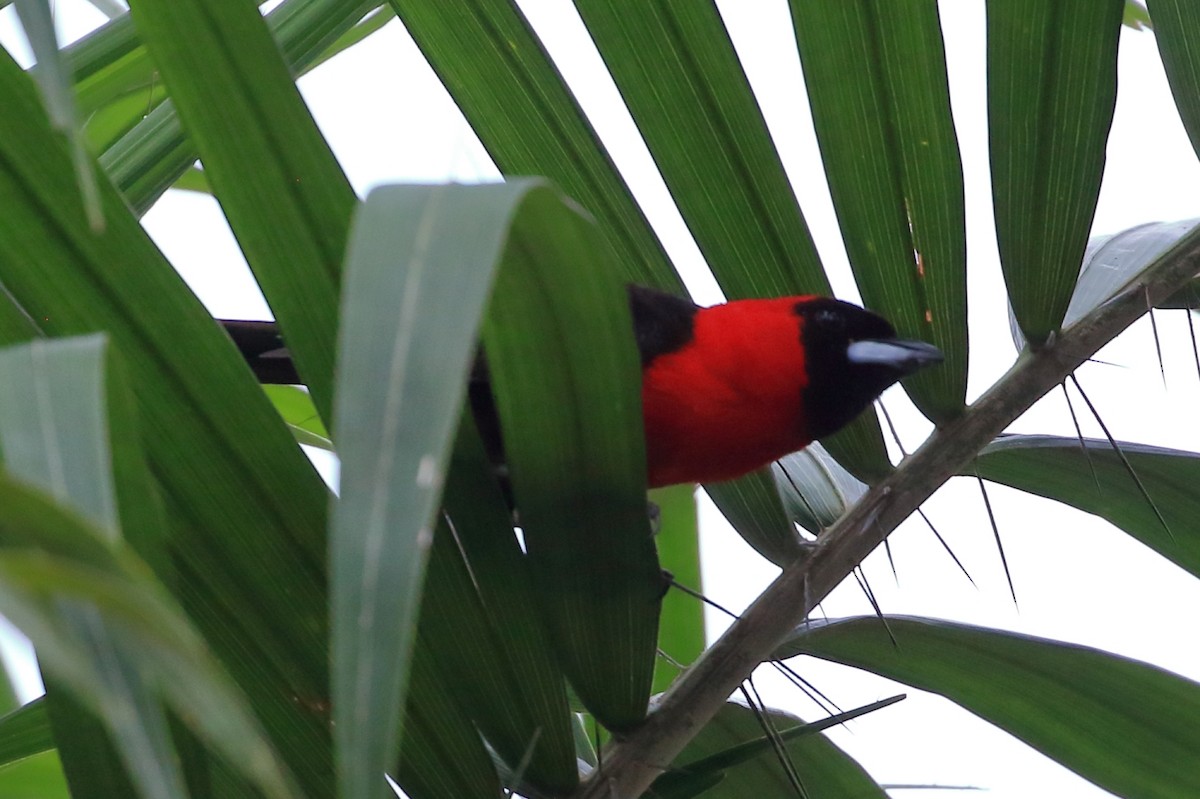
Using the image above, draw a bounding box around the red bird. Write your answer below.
[222,285,941,487]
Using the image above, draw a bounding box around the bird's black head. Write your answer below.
[795,298,943,440]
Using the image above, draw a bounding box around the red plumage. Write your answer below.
[641,297,816,487]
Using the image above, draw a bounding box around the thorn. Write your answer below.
[883,537,899,586]
[667,576,741,621]
[1061,381,1102,499]
[772,660,844,716]
[1083,356,1124,368]
[1186,308,1200,384]
[878,400,909,457]
[750,679,808,795]
[1148,306,1167,389]
[973,465,1018,607]
[679,573,845,720]
[740,681,808,799]
[1051,345,1124,367]
[916,508,975,587]
[655,647,687,671]
[1069,374,1174,543]
[778,459,822,533]
[853,566,897,648]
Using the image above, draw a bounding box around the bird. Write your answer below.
[220,284,942,488]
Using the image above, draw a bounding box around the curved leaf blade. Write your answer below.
[0,335,179,799]
[418,413,577,793]
[973,434,1200,580]
[481,184,661,732]
[0,46,334,797]
[0,478,299,799]
[99,0,376,215]
[0,336,300,799]
[129,0,357,424]
[655,700,888,799]
[334,178,652,787]
[787,616,1200,799]
[988,0,1124,344]
[331,182,529,799]
[791,0,967,422]
[1150,0,1200,162]
[773,444,867,535]
[707,443,868,568]
[1010,219,1200,349]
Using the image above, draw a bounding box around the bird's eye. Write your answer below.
[814,309,842,327]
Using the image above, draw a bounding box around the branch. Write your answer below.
[571,224,1200,799]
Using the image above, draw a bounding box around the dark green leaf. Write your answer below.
[788,616,1200,799]
[1150,0,1200,161]
[394,646,502,799]
[651,700,888,799]
[574,1,825,299]
[423,412,576,793]
[648,770,725,799]
[481,183,661,732]
[818,416,893,484]
[973,435,1200,581]
[1011,219,1200,348]
[987,0,1124,344]
[0,46,333,798]
[130,0,357,424]
[663,696,901,781]
[791,0,967,422]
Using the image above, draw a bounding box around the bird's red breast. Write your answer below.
[641,297,817,487]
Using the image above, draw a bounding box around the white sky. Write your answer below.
[3,2,1200,798]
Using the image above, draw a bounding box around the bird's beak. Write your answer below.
[846,338,943,377]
